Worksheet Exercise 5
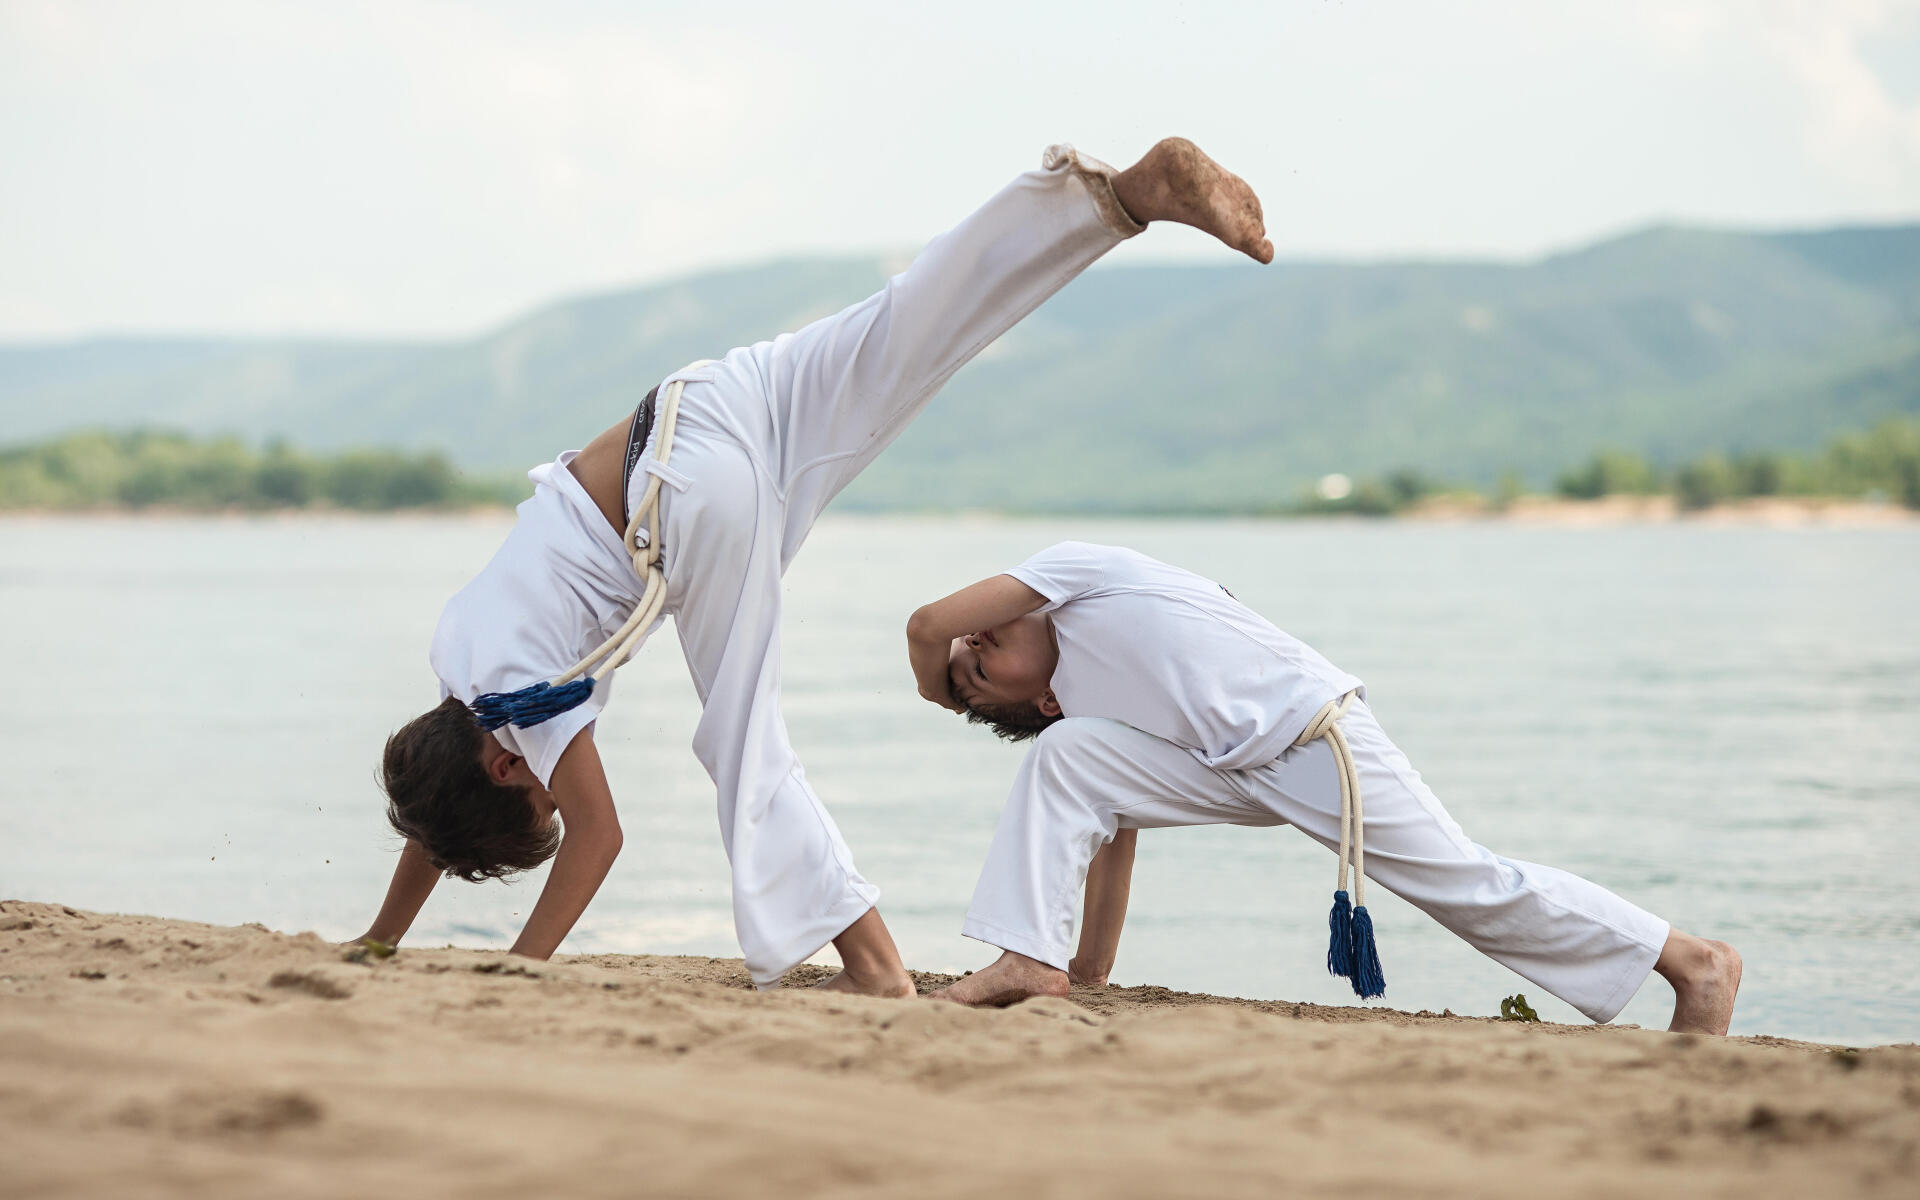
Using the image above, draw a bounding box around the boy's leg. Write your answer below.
[1250,700,1738,1030]
[943,718,1272,1005]
[643,139,1270,996]
[725,138,1270,561]
[659,434,910,996]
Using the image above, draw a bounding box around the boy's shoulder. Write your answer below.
[1019,542,1228,613]
[1024,540,1159,575]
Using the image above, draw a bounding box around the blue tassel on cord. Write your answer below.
[468,677,597,731]
[1348,904,1386,999]
[1326,889,1354,978]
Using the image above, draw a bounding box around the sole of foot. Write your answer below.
[1125,136,1274,264]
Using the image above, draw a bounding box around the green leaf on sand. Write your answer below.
[1499,994,1541,1022]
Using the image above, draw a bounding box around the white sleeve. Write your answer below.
[436,672,606,788]
[1005,541,1123,613]
[432,625,611,787]
[502,703,604,788]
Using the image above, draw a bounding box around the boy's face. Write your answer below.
[479,736,557,821]
[947,612,1059,712]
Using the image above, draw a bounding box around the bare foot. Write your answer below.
[1113,137,1274,264]
[814,907,913,998]
[931,951,1069,1007]
[813,968,915,999]
[1656,930,1742,1035]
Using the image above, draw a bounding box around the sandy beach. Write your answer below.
[2,901,1915,1198]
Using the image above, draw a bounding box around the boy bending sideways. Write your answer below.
[353,141,1276,996]
[908,541,1743,1034]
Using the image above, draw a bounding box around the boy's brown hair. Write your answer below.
[962,698,1063,743]
[380,696,560,882]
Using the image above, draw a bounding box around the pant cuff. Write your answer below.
[748,879,881,991]
[1042,143,1146,239]
[961,915,1071,972]
[1585,917,1670,1023]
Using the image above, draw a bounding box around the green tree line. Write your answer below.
[5,419,1917,516]
[1553,417,1920,510]
[1302,417,1920,516]
[0,430,527,511]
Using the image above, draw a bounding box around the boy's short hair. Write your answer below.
[380,696,560,882]
[962,698,1063,743]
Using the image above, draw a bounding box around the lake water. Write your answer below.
[2,514,1916,1045]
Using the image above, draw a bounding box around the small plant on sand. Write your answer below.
[1499,994,1541,1022]
[341,937,396,964]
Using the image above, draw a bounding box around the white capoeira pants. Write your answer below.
[963,705,1672,1022]
[633,147,1144,989]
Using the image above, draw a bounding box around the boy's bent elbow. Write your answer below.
[587,820,624,864]
[905,606,939,643]
[558,814,623,865]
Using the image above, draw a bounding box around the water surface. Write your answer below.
[2,514,1914,1044]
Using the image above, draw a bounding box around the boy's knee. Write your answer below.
[1026,718,1134,789]
[1031,716,1121,756]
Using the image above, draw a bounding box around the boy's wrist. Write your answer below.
[1067,955,1111,986]
[910,646,962,710]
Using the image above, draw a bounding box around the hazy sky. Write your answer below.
[3,0,1918,340]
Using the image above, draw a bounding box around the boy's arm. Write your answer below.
[356,837,440,947]
[1069,827,1137,986]
[508,731,623,960]
[904,574,1049,709]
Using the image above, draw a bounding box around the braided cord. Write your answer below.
[551,368,702,688]
[1294,690,1365,904]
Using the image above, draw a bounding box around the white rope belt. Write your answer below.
[1292,689,1386,998]
[469,366,707,731]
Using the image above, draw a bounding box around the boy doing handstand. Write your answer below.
[354,142,1275,996]
[909,541,1743,1033]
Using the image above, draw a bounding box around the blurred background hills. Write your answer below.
[3,221,1916,513]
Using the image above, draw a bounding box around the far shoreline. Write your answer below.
[1,494,1916,527]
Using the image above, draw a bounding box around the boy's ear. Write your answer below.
[483,744,523,784]
[1038,689,1061,718]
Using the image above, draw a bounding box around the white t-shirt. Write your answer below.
[430,453,655,786]
[1007,542,1363,772]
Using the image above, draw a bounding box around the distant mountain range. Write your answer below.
[4,223,1916,511]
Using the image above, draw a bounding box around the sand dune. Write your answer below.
[2,900,1915,1198]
